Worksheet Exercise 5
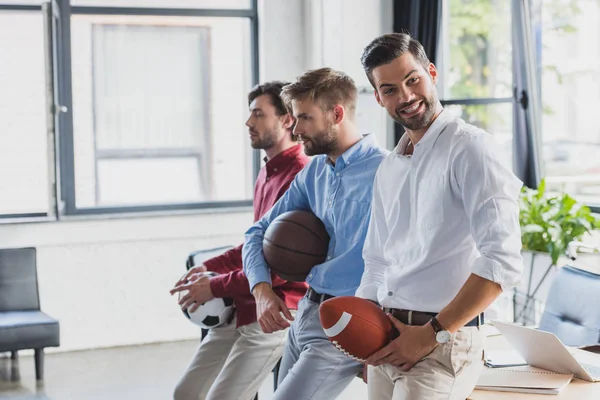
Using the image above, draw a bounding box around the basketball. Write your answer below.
[262,210,330,281]
[319,296,394,362]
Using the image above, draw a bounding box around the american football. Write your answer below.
[319,296,394,362]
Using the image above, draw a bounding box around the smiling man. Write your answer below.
[356,33,524,400]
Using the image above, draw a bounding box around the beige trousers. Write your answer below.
[173,315,287,400]
[368,326,485,400]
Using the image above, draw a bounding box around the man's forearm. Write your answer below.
[252,281,274,298]
[436,274,502,333]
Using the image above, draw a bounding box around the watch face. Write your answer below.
[436,330,451,344]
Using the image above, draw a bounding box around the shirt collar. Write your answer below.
[395,109,452,156]
[265,144,303,176]
[327,133,378,169]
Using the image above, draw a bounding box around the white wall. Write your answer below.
[0,210,253,352]
[0,0,393,353]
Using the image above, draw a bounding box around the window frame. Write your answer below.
[57,0,261,218]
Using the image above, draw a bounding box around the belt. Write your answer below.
[306,287,335,304]
[383,308,484,327]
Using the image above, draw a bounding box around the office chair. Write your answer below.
[538,264,600,347]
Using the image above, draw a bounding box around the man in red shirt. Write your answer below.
[170,81,309,400]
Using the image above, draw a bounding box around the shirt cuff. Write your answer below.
[247,267,272,293]
[471,255,520,292]
[209,275,228,298]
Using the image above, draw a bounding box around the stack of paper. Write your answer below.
[476,365,573,395]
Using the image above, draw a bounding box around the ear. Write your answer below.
[281,113,295,130]
[428,63,438,84]
[332,104,345,125]
[373,89,384,107]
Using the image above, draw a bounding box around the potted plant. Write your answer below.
[515,178,600,324]
[519,178,600,265]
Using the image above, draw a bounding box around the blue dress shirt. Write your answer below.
[243,134,389,296]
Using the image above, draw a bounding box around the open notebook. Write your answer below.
[476,365,573,395]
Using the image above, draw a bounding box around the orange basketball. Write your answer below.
[262,210,329,281]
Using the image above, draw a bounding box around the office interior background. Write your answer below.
[1,0,599,399]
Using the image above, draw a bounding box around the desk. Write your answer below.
[469,334,600,399]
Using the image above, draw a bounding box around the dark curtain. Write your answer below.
[512,0,541,188]
[392,0,443,144]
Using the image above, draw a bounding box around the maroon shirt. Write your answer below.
[206,144,309,327]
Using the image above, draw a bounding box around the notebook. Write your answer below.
[484,349,527,368]
[476,365,573,394]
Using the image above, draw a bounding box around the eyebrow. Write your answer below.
[404,69,418,80]
[250,107,263,112]
[378,69,419,89]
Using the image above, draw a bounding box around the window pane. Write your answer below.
[70,0,251,9]
[439,0,512,99]
[97,158,203,205]
[0,11,50,215]
[71,14,253,208]
[535,0,600,205]
[445,103,513,168]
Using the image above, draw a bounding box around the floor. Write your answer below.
[0,341,368,400]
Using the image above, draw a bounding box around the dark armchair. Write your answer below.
[538,265,600,347]
[0,247,60,380]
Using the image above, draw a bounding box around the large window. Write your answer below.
[0,0,258,220]
[533,0,600,208]
[71,15,252,208]
[438,0,514,168]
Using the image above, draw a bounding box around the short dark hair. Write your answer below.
[361,33,430,87]
[248,81,292,116]
[281,67,357,119]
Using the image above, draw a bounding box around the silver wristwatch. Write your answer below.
[430,317,451,344]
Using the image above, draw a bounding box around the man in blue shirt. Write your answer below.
[243,67,389,400]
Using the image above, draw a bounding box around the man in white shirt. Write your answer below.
[356,33,524,399]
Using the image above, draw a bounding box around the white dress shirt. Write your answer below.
[356,109,524,312]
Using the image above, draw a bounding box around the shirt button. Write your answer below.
[266,177,270,181]
[326,256,331,260]
[336,173,340,177]
[308,274,313,279]
[388,291,393,296]
[274,168,278,172]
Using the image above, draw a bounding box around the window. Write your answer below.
[64,3,258,214]
[533,0,600,207]
[0,9,52,217]
[0,0,258,221]
[438,0,514,167]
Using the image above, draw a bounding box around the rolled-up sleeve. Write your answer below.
[356,172,389,301]
[453,134,524,291]
[242,171,310,292]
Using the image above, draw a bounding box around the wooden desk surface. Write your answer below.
[469,334,600,399]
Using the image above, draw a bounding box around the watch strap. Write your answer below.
[430,316,446,333]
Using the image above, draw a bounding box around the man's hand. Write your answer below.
[173,264,207,288]
[170,272,215,313]
[252,282,294,333]
[365,313,439,371]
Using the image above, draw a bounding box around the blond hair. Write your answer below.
[281,68,357,119]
